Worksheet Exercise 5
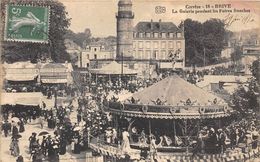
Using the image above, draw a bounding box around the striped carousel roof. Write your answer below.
[125,75,225,106]
[105,75,233,119]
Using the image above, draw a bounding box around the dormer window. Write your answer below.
[154,32,158,38]
[162,32,166,38]
[177,32,182,38]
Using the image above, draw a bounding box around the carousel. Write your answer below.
[89,75,260,162]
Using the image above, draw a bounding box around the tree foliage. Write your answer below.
[1,0,71,63]
[184,18,227,66]
[231,78,258,115]
[251,60,260,82]
[64,28,92,48]
[231,46,243,62]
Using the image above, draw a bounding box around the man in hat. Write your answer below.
[16,154,24,162]
[2,120,10,137]
[29,133,37,153]
[41,136,47,156]
[12,124,19,138]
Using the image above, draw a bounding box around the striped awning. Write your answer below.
[5,74,37,81]
[41,79,67,83]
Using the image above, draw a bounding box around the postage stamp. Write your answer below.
[4,5,49,43]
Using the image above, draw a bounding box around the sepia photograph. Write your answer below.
[1,0,260,161]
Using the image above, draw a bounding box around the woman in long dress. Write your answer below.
[121,130,131,153]
[10,138,20,157]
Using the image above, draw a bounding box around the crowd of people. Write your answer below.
[196,117,259,155]
[1,65,260,162]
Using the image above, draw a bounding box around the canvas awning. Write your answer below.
[41,79,67,84]
[1,92,43,106]
[90,61,137,75]
[5,74,37,81]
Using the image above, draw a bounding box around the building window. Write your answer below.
[177,41,181,49]
[177,32,182,38]
[161,50,166,59]
[162,32,166,38]
[169,33,174,38]
[154,32,158,38]
[152,50,158,59]
[86,54,89,59]
[138,50,143,59]
[146,33,151,38]
[145,50,151,59]
[161,41,166,49]
[94,54,97,59]
[138,41,143,49]
[153,41,158,49]
[94,48,97,52]
[146,41,151,49]
[139,33,144,38]
[133,50,136,58]
[169,41,174,49]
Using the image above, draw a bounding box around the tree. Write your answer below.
[64,28,92,48]
[1,0,71,63]
[184,18,227,66]
[251,60,260,83]
[231,78,258,115]
[231,46,243,62]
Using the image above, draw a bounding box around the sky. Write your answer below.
[60,0,260,37]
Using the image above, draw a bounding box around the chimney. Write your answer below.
[159,19,162,30]
[151,19,153,30]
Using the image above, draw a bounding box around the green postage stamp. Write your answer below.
[4,5,50,43]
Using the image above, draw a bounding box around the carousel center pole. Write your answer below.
[149,119,152,162]
[185,119,188,154]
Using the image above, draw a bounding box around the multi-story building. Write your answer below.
[79,43,116,68]
[132,19,185,68]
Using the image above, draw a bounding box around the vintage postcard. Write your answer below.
[1,0,260,162]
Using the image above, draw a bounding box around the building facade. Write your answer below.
[132,19,185,68]
[79,43,116,68]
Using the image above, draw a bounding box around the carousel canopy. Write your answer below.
[106,75,233,119]
[89,61,137,75]
[1,92,43,106]
[126,75,225,106]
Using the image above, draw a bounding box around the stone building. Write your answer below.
[132,19,185,68]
